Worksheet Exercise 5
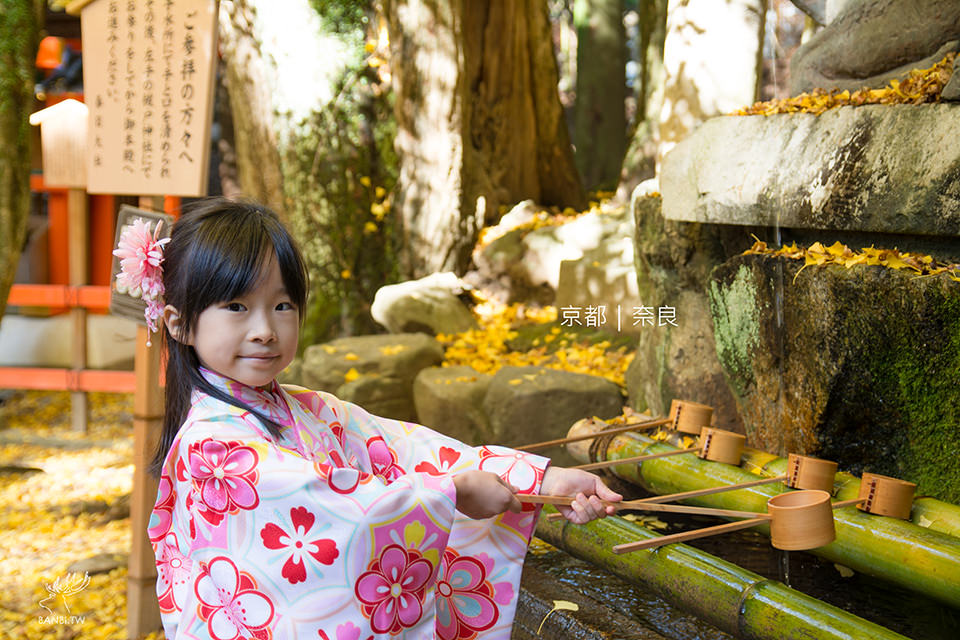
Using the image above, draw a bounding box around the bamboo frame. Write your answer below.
[572,446,701,471]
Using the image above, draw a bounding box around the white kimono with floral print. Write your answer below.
[150,371,549,640]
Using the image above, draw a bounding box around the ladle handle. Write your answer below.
[612,516,770,554]
[573,446,702,471]
[832,498,865,509]
[636,475,788,504]
[531,495,767,520]
[517,417,671,452]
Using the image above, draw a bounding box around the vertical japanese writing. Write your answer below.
[179,10,197,164]
[122,0,136,174]
[82,0,215,195]
[160,0,175,179]
[141,0,157,179]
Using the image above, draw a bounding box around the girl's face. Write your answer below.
[180,254,299,388]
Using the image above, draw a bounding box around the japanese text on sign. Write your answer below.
[81,0,217,196]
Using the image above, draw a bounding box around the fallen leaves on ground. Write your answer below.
[437,296,634,389]
[735,52,955,116]
[743,238,960,283]
[0,391,162,640]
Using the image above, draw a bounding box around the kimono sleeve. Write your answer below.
[286,388,553,640]
[287,387,552,496]
[150,411,461,639]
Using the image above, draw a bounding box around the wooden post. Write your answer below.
[68,188,89,432]
[127,196,165,638]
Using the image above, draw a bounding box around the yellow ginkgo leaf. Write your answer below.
[537,600,580,634]
[344,368,360,382]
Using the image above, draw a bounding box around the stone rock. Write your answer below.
[67,552,127,576]
[661,104,960,237]
[709,254,960,501]
[300,334,444,422]
[791,0,960,94]
[658,0,765,160]
[481,366,624,450]
[413,366,493,445]
[943,65,960,101]
[371,272,478,336]
[473,207,639,304]
[628,190,747,432]
[556,208,643,335]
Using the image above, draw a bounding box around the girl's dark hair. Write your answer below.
[150,197,309,476]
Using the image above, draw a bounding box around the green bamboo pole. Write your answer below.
[739,448,960,538]
[569,431,960,607]
[536,508,910,640]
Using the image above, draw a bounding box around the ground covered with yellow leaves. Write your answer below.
[0,392,162,640]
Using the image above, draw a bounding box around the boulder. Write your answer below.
[661,104,960,237]
[300,334,444,422]
[473,207,640,304]
[709,254,960,501]
[791,0,960,94]
[371,272,477,335]
[555,207,644,335]
[413,366,493,445]
[481,366,624,450]
[627,190,747,431]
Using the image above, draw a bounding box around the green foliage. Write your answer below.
[284,63,400,348]
[310,0,370,40]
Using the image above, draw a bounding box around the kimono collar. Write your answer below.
[199,368,294,427]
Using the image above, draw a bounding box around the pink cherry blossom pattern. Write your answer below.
[259,506,339,584]
[149,475,175,542]
[155,532,191,614]
[477,446,544,494]
[414,446,461,476]
[355,544,433,634]
[195,556,275,640]
[435,548,500,640]
[188,438,260,526]
[366,436,405,482]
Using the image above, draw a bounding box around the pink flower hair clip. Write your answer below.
[113,217,170,343]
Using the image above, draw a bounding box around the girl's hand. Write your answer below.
[453,470,523,520]
[540,466,622,524]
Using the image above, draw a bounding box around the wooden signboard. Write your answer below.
[73,0,218,196]
[29,99,89,188]
[109,205,174,324]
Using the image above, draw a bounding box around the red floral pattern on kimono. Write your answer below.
[151,370,549,638]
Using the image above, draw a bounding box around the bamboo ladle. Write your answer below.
[517,399,714,452]
[632,453,840,504]
[517,494,774,519]
[572,426,745,472]
[612,493,865,554]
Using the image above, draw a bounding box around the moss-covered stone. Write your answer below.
[709,254,960,501]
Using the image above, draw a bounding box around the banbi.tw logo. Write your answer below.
[38,571,90,625]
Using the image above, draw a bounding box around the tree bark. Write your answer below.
[617,0,667,200]
[385,0,586,277]
[573,0,627,191]
[0,0,42,324]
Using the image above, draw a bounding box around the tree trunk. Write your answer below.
[617,0,667,200]
[573,0,627,192]
[218,0,399,343]
[384,0,586,277]
[0,0,42,324]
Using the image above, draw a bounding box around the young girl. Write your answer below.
[137,198,620,639]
